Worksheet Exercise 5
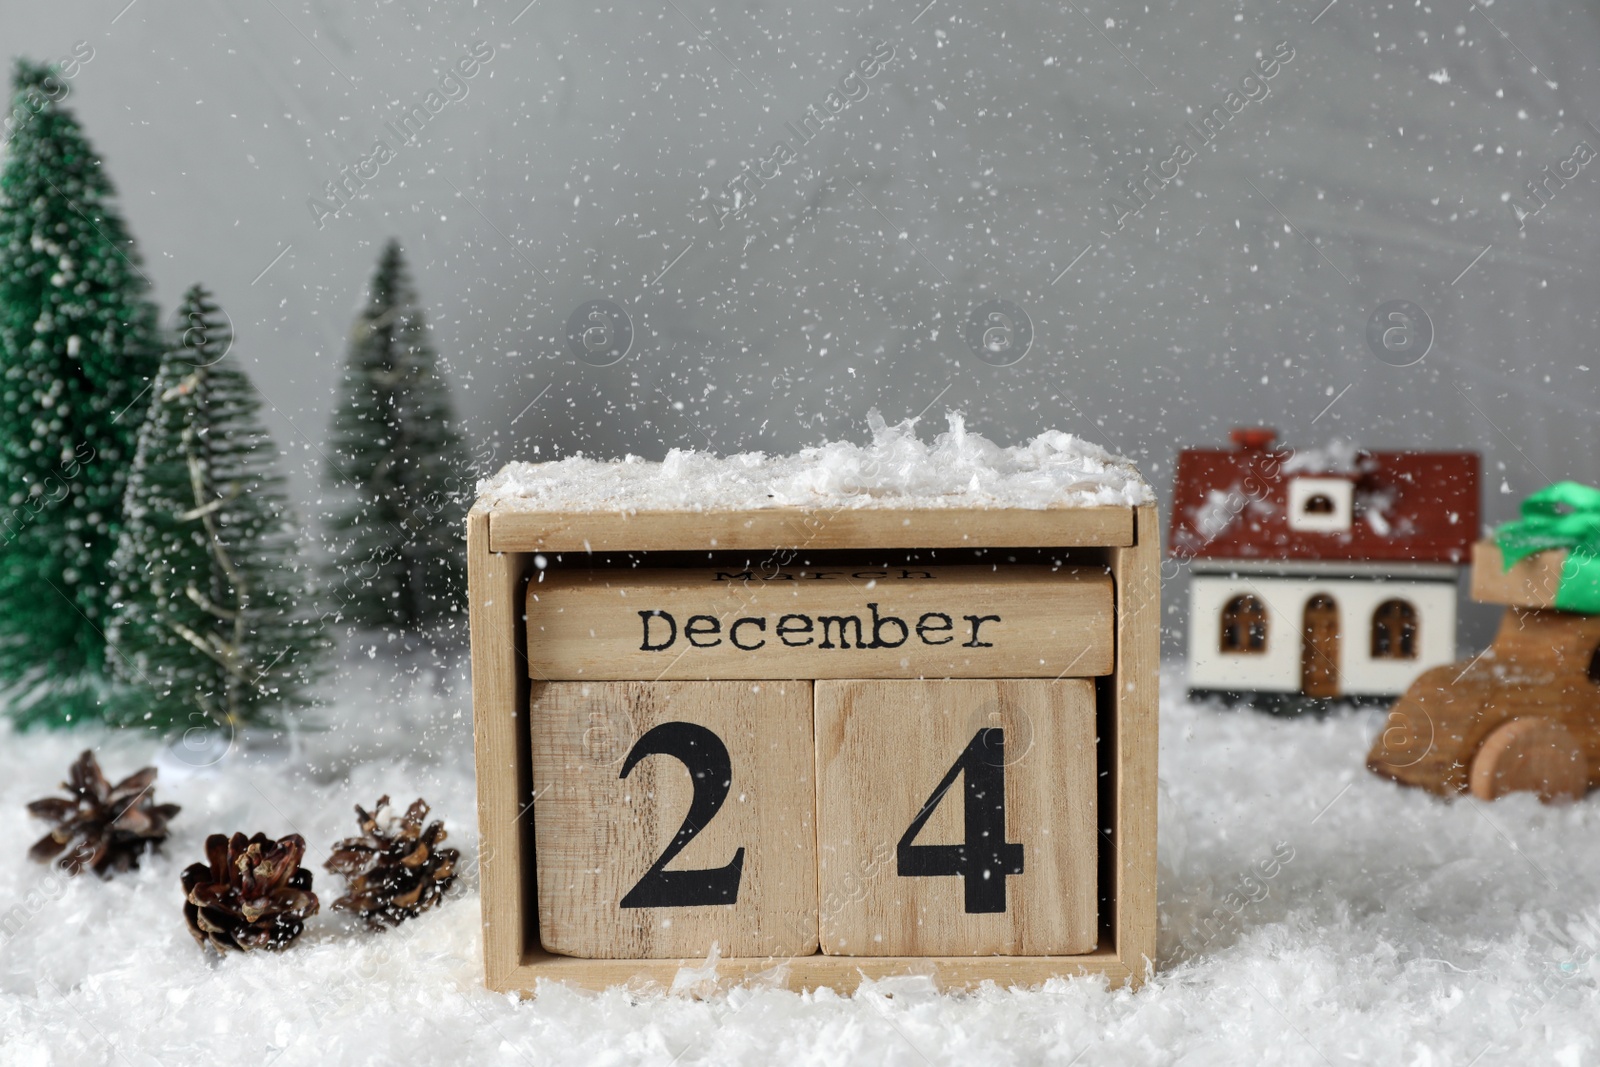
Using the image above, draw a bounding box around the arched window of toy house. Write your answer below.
[1304,494,1336,514]
[1220,595,1267,654]
[1371,599,1418,659]
[1588,643,1600,685]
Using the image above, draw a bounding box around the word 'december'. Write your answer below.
[637,603,1002,652]
[525,564,1115,680]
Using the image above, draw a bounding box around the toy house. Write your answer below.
[1169,429,1480,703]
[466,432,1160,995]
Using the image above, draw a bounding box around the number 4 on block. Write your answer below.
[814,679,1098,956]
[531,681,819,959]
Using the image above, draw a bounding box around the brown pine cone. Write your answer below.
[181,832,320,953]
[326,796,459,930]
[27,750,180,878]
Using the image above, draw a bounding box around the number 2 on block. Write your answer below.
[618,721,746,909]
[897,728,1025,913]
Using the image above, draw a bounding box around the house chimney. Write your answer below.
[1230,427,1277,451]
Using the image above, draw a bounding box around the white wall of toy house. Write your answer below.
[1186,574,1457,696]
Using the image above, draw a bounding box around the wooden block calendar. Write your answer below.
[469,499,1159,995]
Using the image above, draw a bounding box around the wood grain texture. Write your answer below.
[532,681,819,959]
[814,679,1098,956]
[526,565,1114,681]
[1468,717,1587,803]
[485,947,1133,996]
[1109,505,1160,979]
[1470,540,1567,608]
[469,506,537,989]
[489,505,1134,553]
[1368,607,1600,799]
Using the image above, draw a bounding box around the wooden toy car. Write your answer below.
[1368,539,1600,803]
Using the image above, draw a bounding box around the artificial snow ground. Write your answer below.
[3,660,1599,1067]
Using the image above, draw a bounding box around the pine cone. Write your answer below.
[27,750,180,877]
[182,832,320,953]
[326,796,459,929]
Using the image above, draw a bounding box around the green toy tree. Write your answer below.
[106,286,325,731]
[0,60,161,726]
[325,240,469,634]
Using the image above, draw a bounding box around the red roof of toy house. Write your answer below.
[1168,429,1480,564]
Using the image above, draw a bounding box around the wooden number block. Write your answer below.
[531,680,818,959]
[814,679,1098,956]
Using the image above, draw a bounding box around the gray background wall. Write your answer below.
[4,0,1597,655]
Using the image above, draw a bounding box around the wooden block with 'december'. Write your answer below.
[524,563,1114,680]
[814,678,1098,956]
[530,680,819,959]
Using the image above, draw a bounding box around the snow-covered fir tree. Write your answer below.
[107,286,325,730]
[325,240,469,634]
[0,60,161,726]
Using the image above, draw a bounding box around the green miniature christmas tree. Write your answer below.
[0,61,161,726]
[325,240,469,634]
[106,286,325,731]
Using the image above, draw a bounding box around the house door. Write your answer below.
[1300,594,1341,697]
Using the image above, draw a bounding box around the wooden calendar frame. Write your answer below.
[468,502,1159,995]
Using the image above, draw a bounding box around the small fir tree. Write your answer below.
[0,61,161,725]
[325,240,469,634]
[107,287,325,730]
